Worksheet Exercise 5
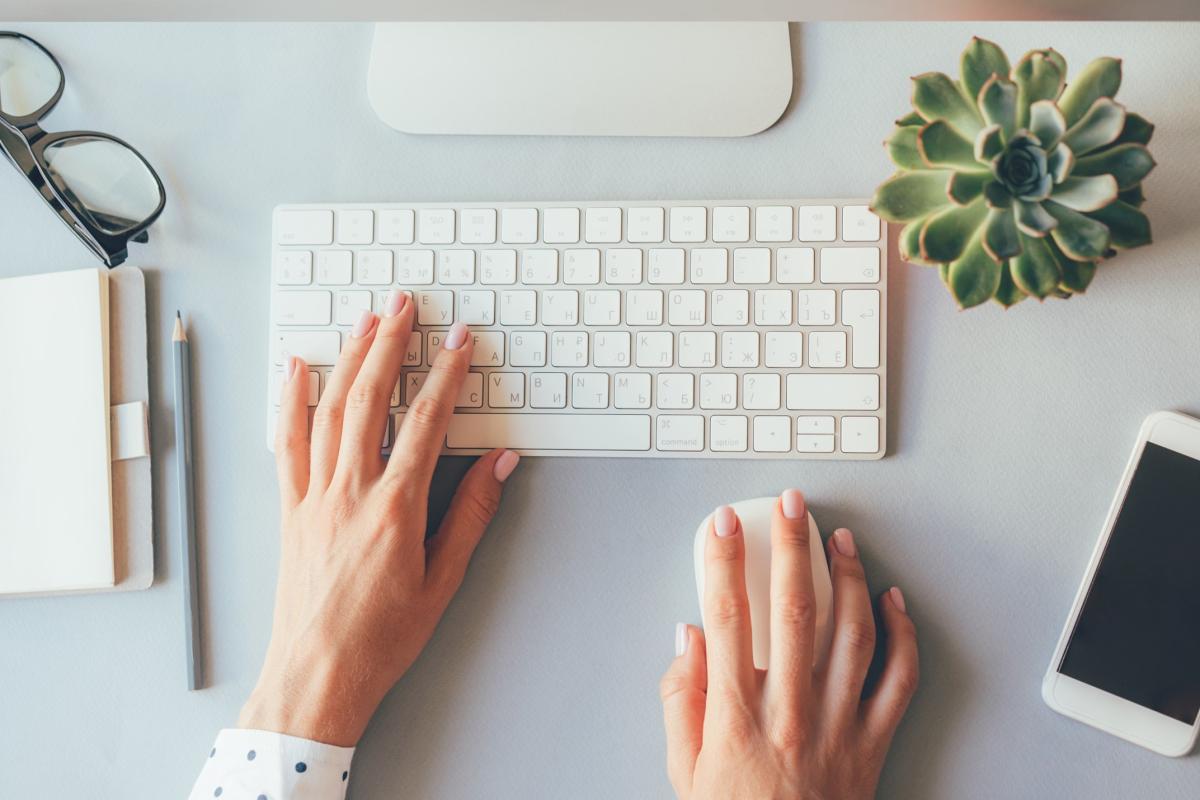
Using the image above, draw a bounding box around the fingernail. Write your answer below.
[890,586,907,613]
[781,488,805,520]
[351,310,376,338]
[675,623,689,657]
[384,290,408,318]
[444,321,469,350]
[493,449,520,482]
[713,505,738,538]
[833,528,856,557]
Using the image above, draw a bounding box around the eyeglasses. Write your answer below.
[0,31,165,268]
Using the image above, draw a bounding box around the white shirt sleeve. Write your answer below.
[188,729,355,800]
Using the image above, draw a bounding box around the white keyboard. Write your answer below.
[267,200,887,459]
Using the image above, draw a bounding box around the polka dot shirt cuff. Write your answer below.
[189,729,355,800]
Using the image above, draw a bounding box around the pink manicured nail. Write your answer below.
[713,505,738,538]
[493,449,520,482]
[351,310,376,338]
[444,321,469,350]
[833,527,856,557]
[675,623,689,657]
[384,291,408,318]
[890,586,907,613]
[781,488,805,520]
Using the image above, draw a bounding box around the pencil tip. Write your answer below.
[176,310,181,319]
[172,313,186,342]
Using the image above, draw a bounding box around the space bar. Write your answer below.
[446,414,652,451]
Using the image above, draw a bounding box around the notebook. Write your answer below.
[0,267,153,597]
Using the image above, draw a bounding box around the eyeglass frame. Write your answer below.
[0,31,166,268]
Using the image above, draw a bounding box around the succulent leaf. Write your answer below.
[870,170,954,222]
[1011,233,1063,298]
[1061,97,1126,156]
[984,180,1014,208]
[1046,143,1074,184]
[919,199,988,262]
[1028,101,1067,151]
[1013,52,1065,128]
[983,206,1022,261]
[978,75,1018,140]
[1014,199,1058,236]
[992,133,1052,200]
[1073,143,1155,190]
[917,120,983,169]
[1086,200,1152,249]
[961,37,1012,102]
[911,72,984,138]
[1058,57,1122,127]
[1044,200,1112,260]
[994,262,1028,307]
[948,171,992,205]
[896,110,925,126]
[974,124,1005,162]
[1108,112,1154,148]
[886,125,925,170]
[947,231,1002,309]
[1051,237,1097,292]
[899,216,937,265]
[1050,174,1119,212]
[1117,183,1145,207]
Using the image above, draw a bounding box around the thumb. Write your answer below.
[660,624,707,799]
[425,448,519,601]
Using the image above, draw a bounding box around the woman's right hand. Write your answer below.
[659,490,919,799]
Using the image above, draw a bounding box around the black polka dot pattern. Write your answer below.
[190,730,354,800]
[247,749,256,761]
[213,789,222,798]
[295,761,307,773]
[342,770,348,781]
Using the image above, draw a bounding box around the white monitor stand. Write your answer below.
[367,22,794,137]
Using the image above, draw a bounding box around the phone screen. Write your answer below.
[1058,442,1200,724]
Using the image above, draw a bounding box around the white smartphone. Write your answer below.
[1043,411,1200,756]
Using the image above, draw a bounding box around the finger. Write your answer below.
[862,587,919,745]
[701,505,756,718]
[425,449,519,600]
[309,310,378,492]
[660,624,708,798]
[386,321,473,493]
[334,291,414,483]
[765,489,816,724]
[821,528,877,728]
[274,355,310,509]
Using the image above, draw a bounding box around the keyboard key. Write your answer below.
[713,206,750,242]
[614,372,652,408]
[796,289,836,325]
[627,207,665,243]
[572,373,609,408]
[585,207,622,243]
[820,247,880,284]
[276,209,332,245]
[272,368,320,407]
[656,373,694,409]
[690,249,728,284]
[710,415,749,452]
[510,331,547,366]
[593,331,631,367]
[456,373,484,408]
[275,251,313,285]
[648,249,686,284]
[743,373,781,410]
[700,373,737,409]
[403,331,422,365]
[334,290,373,325]
[563,249,601,284]
[501,208,538,244]
[777,248,815,283]
[438,250,476,284]
[668,291,706,327]
[842,205,881,242]
[721,331,759,368]
[275,290,332,326]
[797,205,836,241]
[669,207,706,243]
[786,374,879,411]
[522,250,559,284]
[842,289,881,369]
[542,290,579,326]
[336,209,373,245]
[543,208,581,244]
[488,373,525,408]
[809,331,847,368]
[796,415,835,434]
[797,434,835,453]
[447,413,651,451]
[500,291,536,325]
[480,249,517,284]
[712,290,749,326]
[551,332,588,367]
[765,331,803,368]
[754,206,793,243]
[657,415,704,451]
[841,416,880,453]
[635,331,673,367]
[316,251,352,285]
[396,250,434,284]
[678,331,716,368]
[459,291,496,326]
[378,209,415,244]
[460,208,497,244]
[626,290,664,326]
[356,250,393,285]
[605,249,643,284]
[753,416,791,452]
[530,372,568,408]
[754,289,792,326]
[417,209,455,244]
[403,372,429,405]
[274,331,340,365]
[583,290,621,325]
[417,291,455,325]
[733,248,771,283]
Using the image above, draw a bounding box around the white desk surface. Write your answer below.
[1,21,1197,800]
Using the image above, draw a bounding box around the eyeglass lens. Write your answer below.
[43,136,162,234]
[0,34,61,118]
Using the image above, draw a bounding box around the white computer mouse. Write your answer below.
[693,497,833,670]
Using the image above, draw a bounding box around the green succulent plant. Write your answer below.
[870,37,1156,309]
